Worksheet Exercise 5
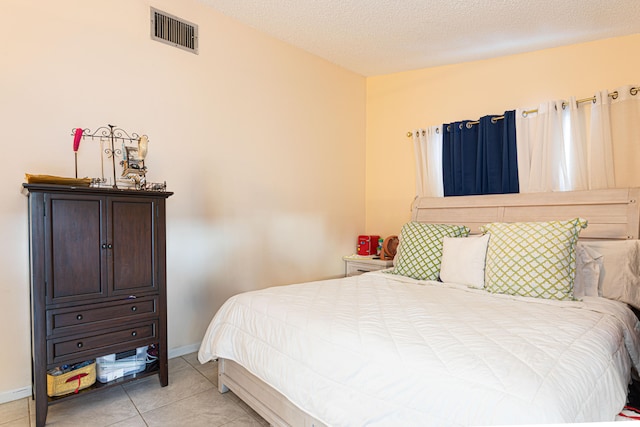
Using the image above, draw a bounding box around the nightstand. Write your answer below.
[343,255,394,277]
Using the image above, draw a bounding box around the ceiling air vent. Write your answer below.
[150,7,198,54]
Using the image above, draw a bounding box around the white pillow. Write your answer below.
[573,243,603,299]
[579,240,640,308]
[439,234,490,289]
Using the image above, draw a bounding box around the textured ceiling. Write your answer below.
[198,0,640,76]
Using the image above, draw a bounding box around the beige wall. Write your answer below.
[366,34,640,238]
[0,0,365,399]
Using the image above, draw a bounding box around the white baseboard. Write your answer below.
[0,344,201,405]
[0,386,31,405]
[168,342,200,359]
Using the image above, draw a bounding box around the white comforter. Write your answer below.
[198,271,640,426]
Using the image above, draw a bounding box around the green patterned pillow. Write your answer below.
[481,218,588,301]
[390,222,470,281]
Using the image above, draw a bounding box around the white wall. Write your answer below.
[0,0,366,399]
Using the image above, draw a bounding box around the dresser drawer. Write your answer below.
[47,320,157,365]
[344,258,394,277]
[47,296,157,337]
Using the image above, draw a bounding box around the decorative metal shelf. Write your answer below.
[71,124,156,190]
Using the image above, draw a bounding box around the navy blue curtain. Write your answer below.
[442,110,519,196]
[442,120,478,196]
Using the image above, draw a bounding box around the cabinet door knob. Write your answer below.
[101,243,107,249]
[131,331,137,337]
[107,244,113,249]
[76,314,83,321]
[131,306,137,312]
[76,342,83,348]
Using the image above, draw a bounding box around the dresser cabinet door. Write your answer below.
[43,194,159,304]
[109,197,158,296]
[45,194,107,305]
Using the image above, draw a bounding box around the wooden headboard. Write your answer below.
[412,188,640,240]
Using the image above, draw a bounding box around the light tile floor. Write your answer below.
[0,353,268,427]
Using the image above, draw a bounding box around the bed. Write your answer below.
[199,188,640,426]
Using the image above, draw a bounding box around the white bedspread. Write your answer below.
[198,271,640,426]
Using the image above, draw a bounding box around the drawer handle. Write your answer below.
[76,342,83,348]
[76,314,83,321]
[131,306,137,312]
[131,331,137,337]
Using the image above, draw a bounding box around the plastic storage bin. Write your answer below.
[96,346,148,383]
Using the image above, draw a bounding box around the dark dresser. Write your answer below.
[23,184,172,427]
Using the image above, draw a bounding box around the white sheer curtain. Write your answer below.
[412,126,444,197]
[584,90,616,189]
[609,85,640,188]
[515,101,568,192]
[564,96,589,191]
[516,84,640,192]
